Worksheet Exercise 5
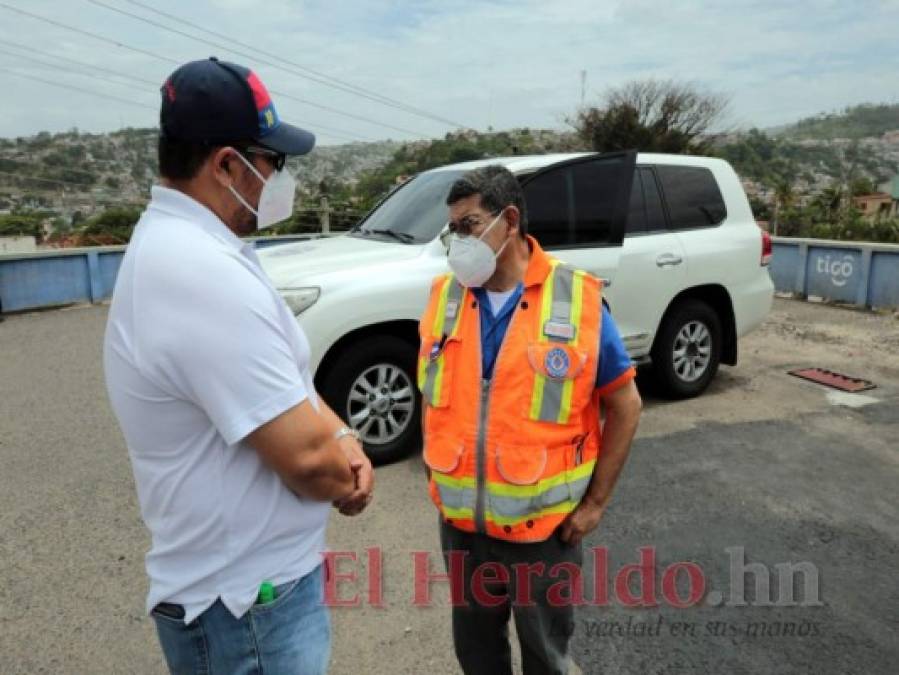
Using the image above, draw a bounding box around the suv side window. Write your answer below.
[656,165,726,230]
[642,167,667,232]
[524,157,626,248]
[626,171,647,235]
[626,167,668,236]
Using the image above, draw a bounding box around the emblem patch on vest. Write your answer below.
[544,347,571,379]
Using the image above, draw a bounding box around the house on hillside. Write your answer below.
[880,174,899,203]
[855,174,899,221]
[853,192,896,220]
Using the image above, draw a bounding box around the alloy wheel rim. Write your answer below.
[347,363,414,445]
[672,320,712,383]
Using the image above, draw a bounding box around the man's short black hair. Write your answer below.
[446,165,528,238]
[157,135,217,181]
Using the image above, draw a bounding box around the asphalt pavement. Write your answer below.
[1,298,897,674]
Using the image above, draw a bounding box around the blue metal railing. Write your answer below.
[2,234,898,313]
[0,234,324,313]
[769,237,899,309]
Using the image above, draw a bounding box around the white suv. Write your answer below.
[259,151,774,462]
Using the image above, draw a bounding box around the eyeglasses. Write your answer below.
[238,145,287,172]
[446,208,504,237]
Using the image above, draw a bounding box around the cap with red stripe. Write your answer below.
[160,56,314,156]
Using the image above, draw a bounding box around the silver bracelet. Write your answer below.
[334,426,360,442]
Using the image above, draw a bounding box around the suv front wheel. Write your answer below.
[650,299,721,399]
[319,335,421,465]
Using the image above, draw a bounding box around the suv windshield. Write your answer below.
[351,170,464,244]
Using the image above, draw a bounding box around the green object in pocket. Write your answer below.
[257,581,276,605]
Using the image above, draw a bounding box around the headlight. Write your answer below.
[280,287,320,316]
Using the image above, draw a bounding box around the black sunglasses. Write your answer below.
[238,145,287,172]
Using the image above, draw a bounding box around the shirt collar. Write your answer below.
[148,185,248,253]
[473,282,523,322]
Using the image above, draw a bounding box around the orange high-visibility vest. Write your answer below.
[418,236,603,543]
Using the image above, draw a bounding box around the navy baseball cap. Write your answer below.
[160,57,315,155]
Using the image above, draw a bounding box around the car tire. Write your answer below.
[650,299,722,399]
[319,335,421,465]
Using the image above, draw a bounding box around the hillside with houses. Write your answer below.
[1,104,898,247]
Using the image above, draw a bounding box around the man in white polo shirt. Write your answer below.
[103,57,373,674]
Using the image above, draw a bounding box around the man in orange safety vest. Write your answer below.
[419,165,642,675]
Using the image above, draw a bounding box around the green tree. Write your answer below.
[570,79,728,154]
[849,176,876,197]
[0,213,42,239]
[50,217,70,234]
[771,176,796,236]
[79,206,143,244]
[30,131,53,150]
[748,196,771,221]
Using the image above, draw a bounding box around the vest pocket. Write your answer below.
[423,435,464,473]
[491,443,583,523]
[424,435,472,513]
[418,336,460,408]
[491,444,573,521]
[496,444,547,485]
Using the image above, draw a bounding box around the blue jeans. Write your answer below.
[152,564,330,675]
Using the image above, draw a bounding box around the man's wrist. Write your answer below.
[581,493,605,510]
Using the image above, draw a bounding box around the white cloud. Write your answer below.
[0,0,896,141]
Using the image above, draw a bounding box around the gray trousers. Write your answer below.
[439,518,583,675]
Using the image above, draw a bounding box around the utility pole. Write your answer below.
[580,70,587,108]
[487,89,493,132]
[320,195,330,234]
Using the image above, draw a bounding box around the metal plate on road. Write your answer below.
[788,367,876,392]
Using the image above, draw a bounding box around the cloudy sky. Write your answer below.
[0,0,897,145]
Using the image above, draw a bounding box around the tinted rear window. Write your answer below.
[656,165,726,229]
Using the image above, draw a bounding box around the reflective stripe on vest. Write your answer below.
[418,275,464,407]
[432,458,596,526]
[528,263,587,424]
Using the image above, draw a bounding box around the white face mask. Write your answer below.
[447,210,510,287]
[227,150,297,229]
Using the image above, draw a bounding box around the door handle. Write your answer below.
[656,253,683,267]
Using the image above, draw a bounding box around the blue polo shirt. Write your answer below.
[472,283,634,392]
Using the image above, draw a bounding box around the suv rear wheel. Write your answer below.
[650,299,721,398]
[319,335,420,465]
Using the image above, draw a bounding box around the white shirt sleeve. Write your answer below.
[139,252,309,446]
